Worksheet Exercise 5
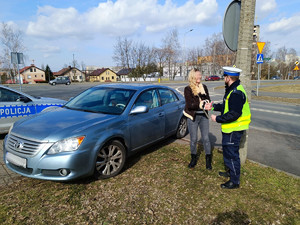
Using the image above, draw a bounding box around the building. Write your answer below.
[117,68,133,82]
[19,64,46,84]
[89,68,117,82]
[53,66,85,82]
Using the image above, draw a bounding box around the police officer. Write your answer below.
[209,67,251,189]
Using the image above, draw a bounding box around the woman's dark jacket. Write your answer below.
[183,84,211,121]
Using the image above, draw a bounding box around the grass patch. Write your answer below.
[252,96,300,105]
[0,142,299,224]
[258,84,300,93]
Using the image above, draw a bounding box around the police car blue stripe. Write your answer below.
[0,104,64,119]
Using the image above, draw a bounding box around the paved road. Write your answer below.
[1,81,299,186]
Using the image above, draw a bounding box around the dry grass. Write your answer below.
[0,142,299,224]
[258,84,300,94]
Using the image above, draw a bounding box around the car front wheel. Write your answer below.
[52,82,56,86]
[94,140,126,179]
[176,116,188,138]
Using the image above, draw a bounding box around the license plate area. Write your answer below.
[6,152,27,168]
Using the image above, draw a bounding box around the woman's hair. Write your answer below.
[188,68,203,96]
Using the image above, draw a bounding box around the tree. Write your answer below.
[203,33,234,75]
[161,28,180,80]
[153,47,167,77]
[235,0,256,164]
[0,22,25,80]
[45,65,54,82]
[113,37,133,69]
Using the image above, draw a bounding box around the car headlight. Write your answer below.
[47,136,85,155]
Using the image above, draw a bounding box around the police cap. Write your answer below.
[223,66,242,76]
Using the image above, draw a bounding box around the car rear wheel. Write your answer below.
[176,116,188,138]
[66,82,70,85]
[94,140,126,179]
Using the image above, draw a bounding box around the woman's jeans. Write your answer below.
[187,114,211,155]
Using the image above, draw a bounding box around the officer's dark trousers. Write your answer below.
[222,130,244,185]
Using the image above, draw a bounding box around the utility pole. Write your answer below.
[235,0,256,164]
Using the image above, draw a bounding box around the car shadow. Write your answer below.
[0,134,6,140]
[67,136,180,185]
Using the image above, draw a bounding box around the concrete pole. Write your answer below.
[235,0,256,164]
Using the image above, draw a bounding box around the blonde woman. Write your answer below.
[183,69,212,169]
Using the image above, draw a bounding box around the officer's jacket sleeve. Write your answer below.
[216,91,246,123]
[213,103,223,112]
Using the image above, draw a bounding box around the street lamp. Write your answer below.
[183,29,193,80]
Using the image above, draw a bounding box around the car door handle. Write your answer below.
[158,112,165,117]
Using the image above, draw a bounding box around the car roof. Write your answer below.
[93,83,171,91]
[0,85,34,98]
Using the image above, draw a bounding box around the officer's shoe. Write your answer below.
[219,171,230,178]
[220,180,239,189]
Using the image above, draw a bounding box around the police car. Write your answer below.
[0,85,66,134]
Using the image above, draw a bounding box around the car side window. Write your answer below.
[135,89,159,109]
[0,88,21,102]
[158,89,178,105]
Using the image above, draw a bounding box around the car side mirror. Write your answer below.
[130,105,148,115]
[18,96,31,103]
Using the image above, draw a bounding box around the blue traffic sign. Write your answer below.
[257,54,264,64]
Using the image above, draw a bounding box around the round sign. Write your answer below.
[223,1,241,52]
[296,61,299,65]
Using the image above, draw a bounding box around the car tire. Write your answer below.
[176,116,188,139]
[52,83,56,86]
[66,82,70,85]
[94,140,126,179]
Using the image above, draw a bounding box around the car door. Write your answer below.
[158,88,183,136]
[0,87,37,133]
[128,89,165,150]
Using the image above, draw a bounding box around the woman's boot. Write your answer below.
[206,154,212,170]
[188,154,197,168]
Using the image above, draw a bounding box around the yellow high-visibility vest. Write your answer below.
[221,85,251,133]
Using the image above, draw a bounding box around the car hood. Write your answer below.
[34,97,66,104]
[12,107,118,141]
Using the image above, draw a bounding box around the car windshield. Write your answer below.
[64,87,136,115]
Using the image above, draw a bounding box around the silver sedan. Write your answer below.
[3,84,187,181]
[0,85,66,134]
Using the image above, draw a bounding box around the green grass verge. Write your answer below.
[0,142,299,224]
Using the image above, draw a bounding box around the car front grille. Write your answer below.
[6,134,44,157]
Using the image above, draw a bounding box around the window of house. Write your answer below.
[112,76,114,80]
[28,75,31,79]
[34,68,36,72]
[35,75,37,77]
[30,68,33,72]
[41,75,43,77]
[102,77,104,80]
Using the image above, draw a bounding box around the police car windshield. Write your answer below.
[64,87,135,115]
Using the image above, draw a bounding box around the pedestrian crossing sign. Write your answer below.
[294,65,299,71]
[256,54,264,64]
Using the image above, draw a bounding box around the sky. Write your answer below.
[0,0,299,72]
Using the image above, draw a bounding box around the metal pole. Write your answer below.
[256,63,260,96]
[17,63,22,92]
[183,29,193,80]
[268,61,270,80]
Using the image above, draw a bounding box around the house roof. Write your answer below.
[89,68,116,76]
[19,64,44,73]
[117,68,133,76]
[53,66,83,76]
